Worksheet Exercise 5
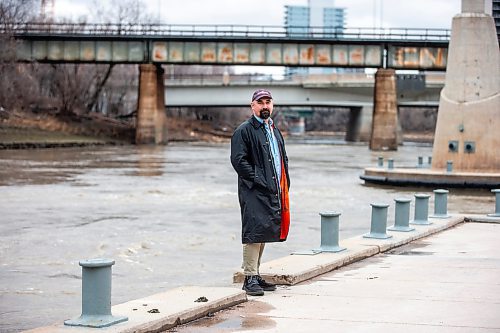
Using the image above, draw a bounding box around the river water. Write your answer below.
[0,141,494,332]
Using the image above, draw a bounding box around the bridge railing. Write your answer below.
[163,72,447,86]
[2,22,450,41]
[164,73,295,86]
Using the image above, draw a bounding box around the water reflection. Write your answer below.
[130,145,165,177]
[0,145,170,185]
[0,148,87,186]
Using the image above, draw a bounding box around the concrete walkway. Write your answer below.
[176,221,500,332]
[25,217,500,332]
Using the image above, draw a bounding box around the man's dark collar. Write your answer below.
[249,115,262,128]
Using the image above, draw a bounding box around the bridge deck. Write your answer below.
[6,23,449,70]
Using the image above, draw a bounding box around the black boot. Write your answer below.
[256,275,276,291]
[242,275,264,296]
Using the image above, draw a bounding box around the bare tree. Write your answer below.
[0,0,35,30]
[32,0,155,117]
[91,0,157,31]
[0,0,37,111]
[0,0,36,64]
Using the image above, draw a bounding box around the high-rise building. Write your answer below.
[284,0,346,75]
[323,7,346,34]
[284,5,310,35]
[285,0,345,36]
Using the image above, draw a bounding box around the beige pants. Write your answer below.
[242,243,265,276]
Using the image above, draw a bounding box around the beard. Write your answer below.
[260,109,270,119]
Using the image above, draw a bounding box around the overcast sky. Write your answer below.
[53,0,461,29]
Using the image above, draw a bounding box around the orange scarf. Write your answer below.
[279,159,290,241]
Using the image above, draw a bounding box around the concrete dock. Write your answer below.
[25,214,500,332]
[177,219,500,332]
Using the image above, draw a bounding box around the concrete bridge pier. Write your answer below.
[360,0,500,188]
[136,64,168,144]
[431,0,499,172]
[345,106,372,142]
[369,68,399,150]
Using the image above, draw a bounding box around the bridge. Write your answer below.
[162,72,444,141]
[3,23,450,146]
[8,23,449,70]
[163,72,444,107]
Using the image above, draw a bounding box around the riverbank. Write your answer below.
[0,109,434,150]
[0,109,133,148]
[0,127,121,149]
[0,109,232,149]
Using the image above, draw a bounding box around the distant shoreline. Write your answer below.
[0,126,434,150]
[0,126,128,150]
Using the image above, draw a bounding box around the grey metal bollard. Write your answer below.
[387,159,394,170]
[377,156,384,167]
[410,193,432,225]
[417,156,423,168]
[64,258,128,328]
[430,189,451,218]
[388,198,415,232]
[363,203,392,239]
[318,212,346,253]
[446,160,453,173]
[487,189,500,217]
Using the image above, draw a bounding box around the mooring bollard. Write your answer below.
[410,193,432,225]
[377,156,384,167]
[417,156,423,168]
[388,198,415,232]
[487,189,500,217]
[318,212,346,252]
[64,258,128,328]
[431,189,451,218]
[387,159,394,170]
[363,203,392,239]
[446,160,453,173]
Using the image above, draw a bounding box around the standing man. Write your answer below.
[231,89,290,296]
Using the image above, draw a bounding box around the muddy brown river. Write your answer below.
[0,141,493,332]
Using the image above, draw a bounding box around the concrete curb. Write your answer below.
[464,214,500,223]
[360,167,500,188]
[23,286,246,333]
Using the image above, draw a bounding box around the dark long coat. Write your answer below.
[230,116,290,244]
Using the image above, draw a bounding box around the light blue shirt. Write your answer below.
[254,115,282,183]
